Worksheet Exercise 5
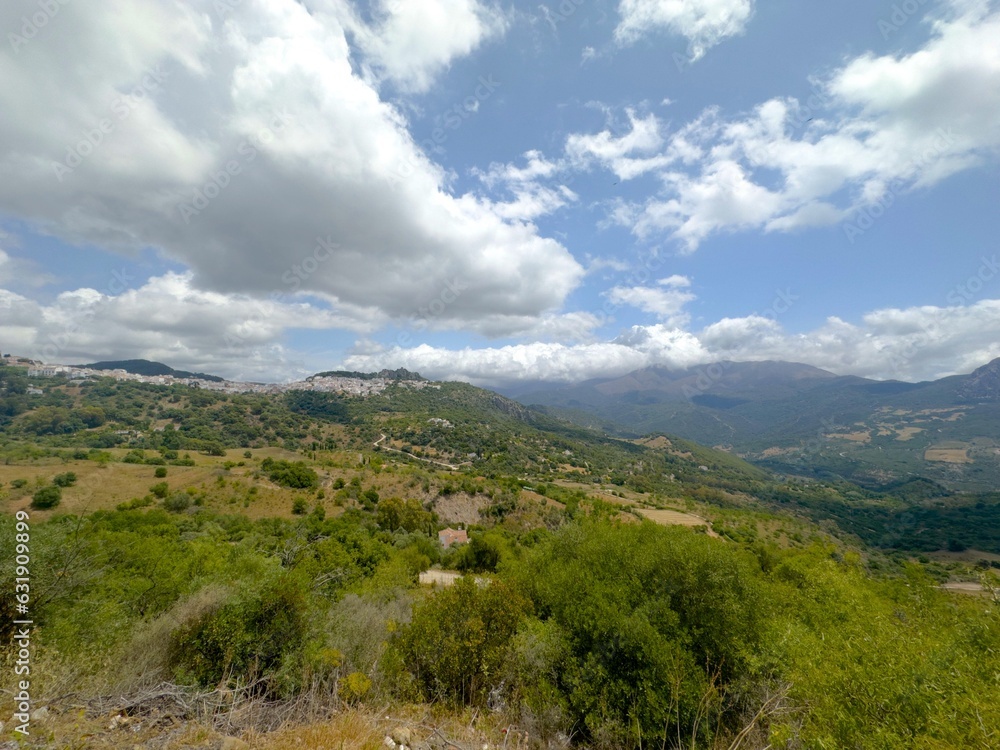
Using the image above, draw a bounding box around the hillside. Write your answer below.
[515,358,1000,491]
[3,367,1000,749]
[76,358,225,382]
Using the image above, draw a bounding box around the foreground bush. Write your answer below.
[395,577,531,705]
[168,573,308,693]
[509,521,773,746]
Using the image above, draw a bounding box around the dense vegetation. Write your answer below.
[1,369,999,748]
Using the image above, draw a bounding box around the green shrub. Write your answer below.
[511,521,771,746]
[163,492,191,513]
[261,458,318,489]
[154,466,168,478]
[168,576,307,692]
[11,479,27,489]
[150,482,170,499]
[292,497,308,515]
[395,577,531,705]
[31,485,62,509]
[52,471,77,487]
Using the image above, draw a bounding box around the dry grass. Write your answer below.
[637,508,719,538]
[828,431,871,443]
[924,448,972,464]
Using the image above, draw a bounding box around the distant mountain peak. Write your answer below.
[959,357,1000,400]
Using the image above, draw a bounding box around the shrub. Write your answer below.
[168,576,307,692]
[261,458,318,489]
[53,471,77,487]
[31,485,62,509]
[395,577,531,705]
[163,492,191,513]
[292,497,308,515]
[150,482,170,499]
[341,671,372,703]
[154,467,168,478]
[511,521,770,746]
[11,479,27,489]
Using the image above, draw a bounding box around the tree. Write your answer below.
[31,485,62,509]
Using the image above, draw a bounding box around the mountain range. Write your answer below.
[512,358,1000,491]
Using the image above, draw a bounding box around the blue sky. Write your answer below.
[1,0,998,384]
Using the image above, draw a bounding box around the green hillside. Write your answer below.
[2,370,999,749]
[517,359,1000,492]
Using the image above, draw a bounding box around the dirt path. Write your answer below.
[373,434,469,471]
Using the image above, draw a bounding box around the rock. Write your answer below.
[391,727,412,746]
[29,706,49,722]
[221,738,249,750]
[384,737,397,749]
[427,733,445,748]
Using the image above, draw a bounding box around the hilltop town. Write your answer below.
[2,354,434,397]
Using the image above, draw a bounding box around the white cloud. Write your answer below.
[614,0,755,60]
[342,298,1000,386]
[0,273,381,381]
[606,275,696,326]
[0,0,581,337]
[560,3,1000,249]
[338,0,508,93]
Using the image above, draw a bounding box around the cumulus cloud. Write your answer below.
[560,3,1000,249]
[0,0,581,336]
[606,275,696,327]
[338,0,508,93]
[343,299,1000,386]
[614,0,755,60]
[0,273,380,381]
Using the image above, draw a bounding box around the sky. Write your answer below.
[0,0,999,386]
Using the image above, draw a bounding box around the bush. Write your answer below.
[292,497,308,515]
[11,479,27,489]
[31,485,62,509]
[150,482,170,499]
[163,492,191,513]
[261,458,318,489]
[168,576,308,692]
[154,466,168,478]
[53,471,77,487]
[510,521,770,746]
[395,577,531,705]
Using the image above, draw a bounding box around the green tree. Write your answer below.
[31,485,62,509]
